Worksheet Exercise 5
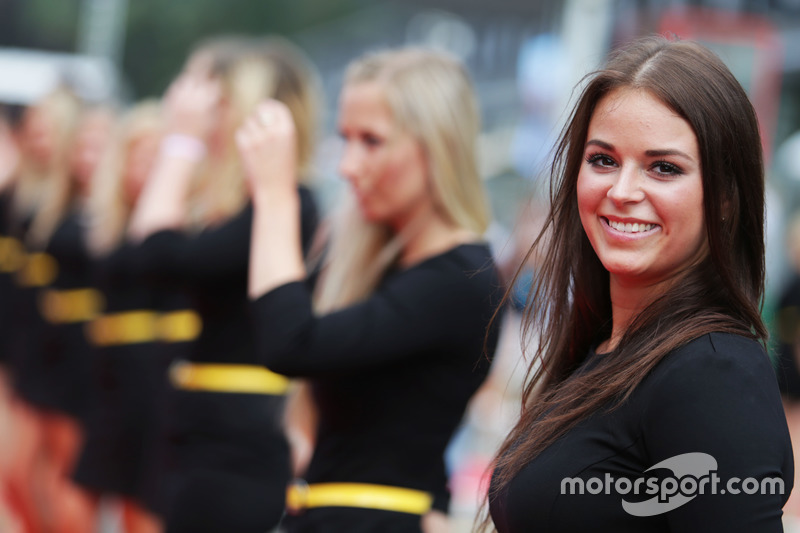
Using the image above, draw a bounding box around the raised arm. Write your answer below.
[236,99,306,299]
[128,72,220,242]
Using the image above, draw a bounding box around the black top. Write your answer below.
[0,190,15,364]
[774,275,800,399]
[34,211,97,416]
[136,187,318,365]
[489,332,793,533]
[250,242,503,511]
[132,187,318,529]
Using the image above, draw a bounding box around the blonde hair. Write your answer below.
[16,87,82,248]
[187,36,320,228]
[87,100,161,256]
[314,48,489,312]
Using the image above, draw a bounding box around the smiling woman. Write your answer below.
[486,35,793,533]
[577,88,707,350]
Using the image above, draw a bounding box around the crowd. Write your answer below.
[0,31,795,533]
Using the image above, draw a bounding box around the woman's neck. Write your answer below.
[599,276,671,353]
[397,209,479,268]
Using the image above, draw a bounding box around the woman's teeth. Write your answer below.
[608,219,655,233]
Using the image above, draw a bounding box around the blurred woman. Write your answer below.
[3,86,82,533]
[487,36,792,532]
[30,104,116,533]
[128,36,319,533]
[0,106,23,533]
[72,100,166,533]
[239,47,503,532]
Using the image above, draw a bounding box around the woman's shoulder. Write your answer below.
[417,241,495,272]
[382,242,500,308]
[640,332,781,415]
[405,242,498,288]
[656,333,771,377]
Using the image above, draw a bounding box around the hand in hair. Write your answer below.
[236,99,298,201]
[163,70,221,140]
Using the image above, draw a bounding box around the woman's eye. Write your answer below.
[362,133,382,148]
[651,161,683,176]
[586,153,615,168]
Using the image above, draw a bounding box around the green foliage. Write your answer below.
[5,0,363,101]
[123,0,363,99]
[15,0,81,51]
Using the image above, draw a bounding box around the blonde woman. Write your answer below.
[128,37,319,532]
[73,102,163,531]
[2,87,82,533]
[239,48,503,532]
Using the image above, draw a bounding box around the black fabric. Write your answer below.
[251,242,504,530]
[24,212,96,418]
[489,333,793,533]
[134,187,318,531]
[0,190,14,365]
[280,507,423,533]
[774,276,800,399]
[4,208,47,401]
[72,242,166,506]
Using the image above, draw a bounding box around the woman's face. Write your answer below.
[20,106,57,166]
[123,131,161,206]
[577,88,707,290]
[71,110,114,195]
[337,81,431,230]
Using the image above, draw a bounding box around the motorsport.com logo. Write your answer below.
[560,452,785,516]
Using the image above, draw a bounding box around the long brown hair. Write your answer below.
[487,34,766,519]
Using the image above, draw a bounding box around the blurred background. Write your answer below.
[4,0,800,530]
[2,0,799,308]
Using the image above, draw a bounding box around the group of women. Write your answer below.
[0,29,794,533]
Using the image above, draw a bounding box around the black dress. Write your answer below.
[489,333,793,533]
[250,242,503,532]
[774,275,800,399]
[5,209,56,405]
[134,187,318,533]
[0,190,18,366]
[27,211,99,420]
[72,240,170,506]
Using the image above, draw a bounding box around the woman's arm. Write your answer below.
[128,73,220,242]
[236,99,305,299]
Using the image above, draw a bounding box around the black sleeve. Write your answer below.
[641,334,793,533]
[136,205,252,285]
[250,263,491,377]
[136,188,318,285]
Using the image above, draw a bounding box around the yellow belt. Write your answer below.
[0,237,26,273]
[15,252,58,287]
[170,362,291,395]
[286,482,433,516]
[40,288,105,323]
[86,309,202,346]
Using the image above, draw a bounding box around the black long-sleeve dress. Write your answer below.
[134,187,318,533]
[0,190,18,367]
[251,241,504,532]
[774,275,800,399]
[489,333,793,533]
[29,211,99,420]
[72,238,182,509]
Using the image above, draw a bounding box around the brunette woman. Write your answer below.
[487,35,793,532]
